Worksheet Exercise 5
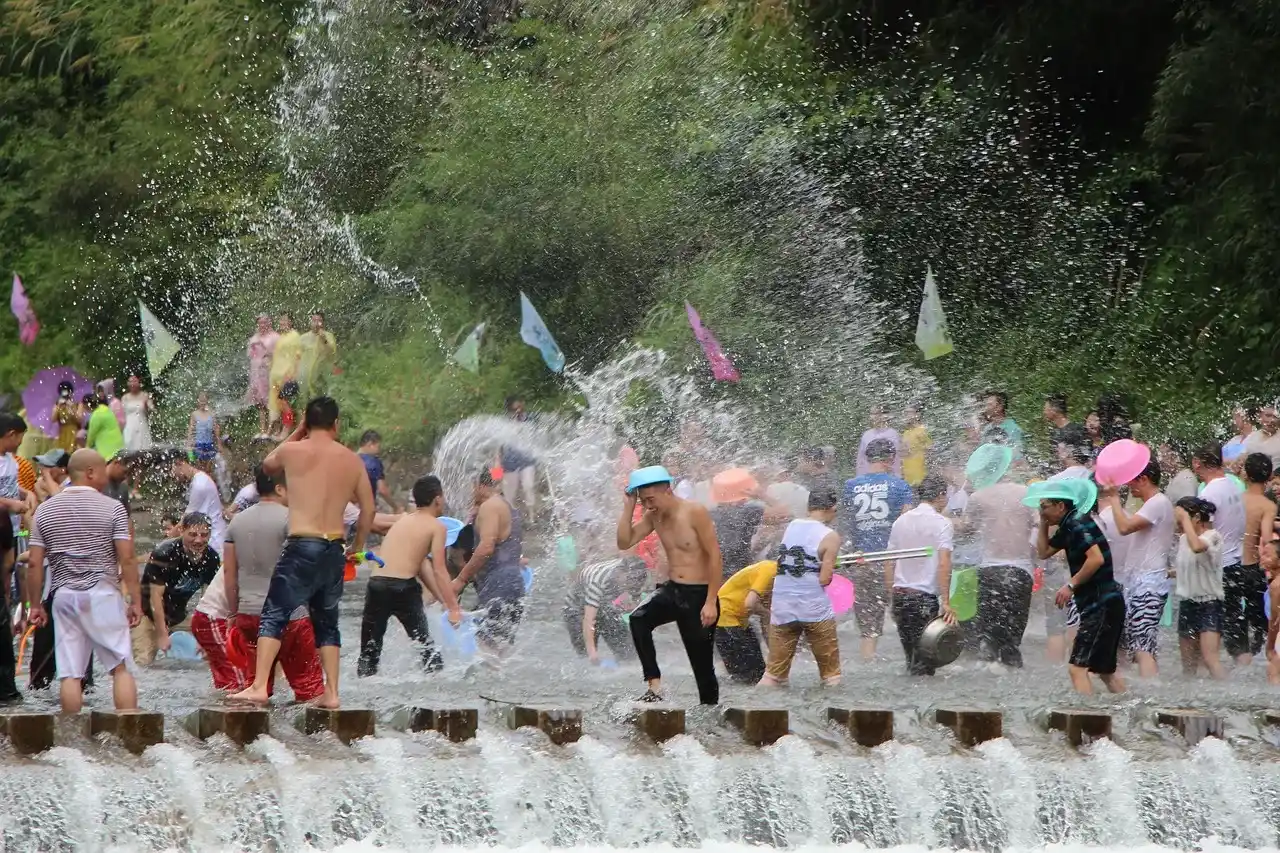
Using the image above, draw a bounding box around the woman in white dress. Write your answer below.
[121,374,155,452]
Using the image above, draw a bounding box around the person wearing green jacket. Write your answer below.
[87,394,125,462]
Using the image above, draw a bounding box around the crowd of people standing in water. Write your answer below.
[0,384,1278,717]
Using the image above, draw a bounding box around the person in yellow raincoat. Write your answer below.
[268,314,302,440]
[297,311,337,403]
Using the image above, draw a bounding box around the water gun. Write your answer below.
[344,550,384,581]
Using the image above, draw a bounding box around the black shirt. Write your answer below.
[142,538,220,626]
[1048,511,1120,612]
[103,479,131,515]
[711,501,765,580]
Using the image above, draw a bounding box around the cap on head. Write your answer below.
[34,449,71,469]
[626,465,672,495]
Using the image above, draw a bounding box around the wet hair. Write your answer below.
[865,438,897,463]
[985,390,1008,412]
[1161,438,1190,465]
[413,474,443,507]
[918,474,949,503]
[1244,452,1273,484]
[160,511,181,528]
[57,380,74,395]
[1176,496,1215,523]
[304,396,339,430]
[986,426,1010,446]
[254,464,283,498]
[800,446,825,465]
[1045,393,1068,415]
[1135,459,1162,488]
[1056,424,1092,463]
[1238,403,1260,422]
[0,412,27,436]
[359,430,381,446]
[81,393,98,407]
[1192,443,1224,469]
[478,469,498,488]
[181,512,212,530]
[806,480,840,511]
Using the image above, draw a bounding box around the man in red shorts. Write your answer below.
[192,465,322,699]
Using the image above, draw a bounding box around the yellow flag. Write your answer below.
[914,264,954,360]
[138,299,180,378]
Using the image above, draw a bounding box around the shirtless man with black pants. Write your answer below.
[617,465,722,704]
[231,396,374,708]
[357,475,463,676]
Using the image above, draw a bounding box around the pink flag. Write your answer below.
[10,273,38,346]
[685,302,740,382]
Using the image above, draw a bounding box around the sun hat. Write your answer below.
[1021,477,1097,515]
[626,465,673,494]
[964,444,1013,490]
[711,467,759,504]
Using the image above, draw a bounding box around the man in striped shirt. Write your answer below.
[24,450,142,713]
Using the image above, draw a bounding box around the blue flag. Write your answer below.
[519,292,565,373]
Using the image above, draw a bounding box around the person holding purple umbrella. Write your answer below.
[52,382,78,453]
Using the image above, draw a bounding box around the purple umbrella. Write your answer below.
[22,367,95,436]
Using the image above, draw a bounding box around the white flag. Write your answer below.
[139,299,181,378]
[914,264,954,360]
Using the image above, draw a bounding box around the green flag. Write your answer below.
[914,264,954,360]
[454,321,485,373]
[139,299,180,378]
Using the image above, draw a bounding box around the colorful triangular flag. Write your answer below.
[10,273,39,346]
[519,292,565,373]
[138,299,181,378]
[454,321,486,373]
[914,264,954,360]
[685,302,740,382]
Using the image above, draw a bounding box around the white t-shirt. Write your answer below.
[1123,492,1175,596]
[887,503,954,594]
[1175,529,1224,601]
[1097,506,1131,587]
[186,471,227,552]
[0,453,20,533]
[1200,475,1245,567]
[1243,430,1280,469]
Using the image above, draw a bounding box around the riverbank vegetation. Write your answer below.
[2,0,1276,451]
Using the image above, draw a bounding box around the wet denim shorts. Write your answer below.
[258,536,346,647]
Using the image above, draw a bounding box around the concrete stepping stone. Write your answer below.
[1155,708,1223,746]
[0,712,55,755]
[828,707,894,747]
[91,710,164,754]
[505,706,582,745]
[631,703,685,742]
[394,706,478,742]
[297,707,375,745]
[724,707,788,745]
[935,708,1002,747]
[185,707,269,746]
[1047,709,1112,747]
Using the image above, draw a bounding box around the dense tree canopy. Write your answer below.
[1,0,1276,446]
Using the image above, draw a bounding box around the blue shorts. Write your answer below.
[259,536,345,647]
[193,441,217,462]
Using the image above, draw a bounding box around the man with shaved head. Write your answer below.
[25,449,143,713]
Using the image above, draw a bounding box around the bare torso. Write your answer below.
[1243,491,1274,566]
[373,511,443,580]
[273,435,367,537]
[477,494,513,545]
[651,499,714,584]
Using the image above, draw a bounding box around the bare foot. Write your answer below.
[229,687,270,705]
[309,691,340,710]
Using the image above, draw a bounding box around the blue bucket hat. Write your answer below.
[626,465,673,494]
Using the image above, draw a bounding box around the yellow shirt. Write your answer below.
[902,424,932,486]
[270,329,302,384]
[717,561,778,628]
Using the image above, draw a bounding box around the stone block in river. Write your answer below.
[631,704,685,742]
[185,707,270,746]
[505,706,582,745]
[396,706,478,742]
[1155,708,1223,745]
[1047,709,1112,747]
[724,707,788,745]
[827,707,894,747]
[297,707,375,745]
[90,709,164,754]
[0,712,55,755]
[935,708,1002,747]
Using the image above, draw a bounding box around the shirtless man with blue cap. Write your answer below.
[617,465,722,704]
